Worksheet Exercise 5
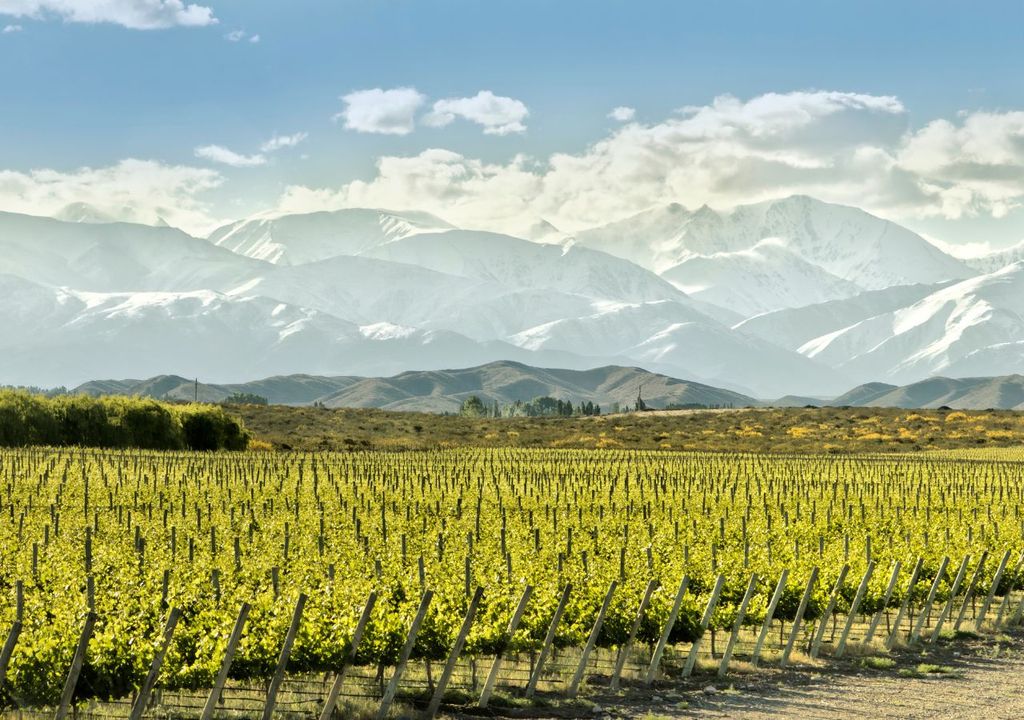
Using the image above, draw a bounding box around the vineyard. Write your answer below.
[2,446,1024,717]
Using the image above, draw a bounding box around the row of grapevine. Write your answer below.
[0,447,1022,713]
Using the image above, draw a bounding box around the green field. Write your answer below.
[2,442,1024,716]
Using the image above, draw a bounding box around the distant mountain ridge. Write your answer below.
[69,362,1024,412]
[3,195,1024,397]
[72,361,757,413]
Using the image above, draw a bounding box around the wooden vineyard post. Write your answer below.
[644,574,689,685]
[568,581,617,697]
[864,561,901,645]
[611,579,658,690]
[954,551,988,632]
[201,602,251,720]
[810,564,849,659]
[1009,576,1024,628]
[0,581,23,691]
[993,552,1024,628]
[377,591,434,720]
[682,574,725,677]
[976,549,1011,629]
[781,567,819,668]
[929,555,970,643]
[886,557,923,650]
[911,556,949,642]
[479,586,532,708]
[54,612,97,720]
[262,593,308,720]
[751,569,787,668]
[424,587,484,719]
[128,607,182,720]
[526,584,571,698]
[319,591,377,720]
[835,561,875,658]
[718,573,758,676]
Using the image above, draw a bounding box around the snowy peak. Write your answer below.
[208,208,454,266]
[660,239,862,316]
[964,240,1024,274]
[574,195,976,296]
[53,202,118,224]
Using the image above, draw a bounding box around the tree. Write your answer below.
[223,392,269,406]
[460,395,486,417]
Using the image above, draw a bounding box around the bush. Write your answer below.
[0,390,249,451]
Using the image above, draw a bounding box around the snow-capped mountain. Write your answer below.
[209,208,453,265]
[1,194,1020,398]
[660,239,862,316]
[734,282,956,351]
[964,240,1024,274]
[798,263,1024,383]
[510,300,847,396]
[574,196,975,312]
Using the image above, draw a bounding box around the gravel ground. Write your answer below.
[593,632,1024,720]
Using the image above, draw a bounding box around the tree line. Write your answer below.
[460,395,602,418]
[0,390,250,450]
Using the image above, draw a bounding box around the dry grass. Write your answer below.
[234,405,1024,454]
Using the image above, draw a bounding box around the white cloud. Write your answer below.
[608,106,635,122]
[337,87,425,135]
[194,144,266,168]
[280,90,915,233]
[224,28,258,43]
[423,90,528,135]
[898,111,1024,219]
[260,132,307,152]
[0,1,217,30]
[2,23,22,32]
[0,159,222,234]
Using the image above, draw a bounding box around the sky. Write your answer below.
[1,0,1023,253]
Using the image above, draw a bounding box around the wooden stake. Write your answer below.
[751,569,787,668]
[887,557,923,650]
[683,574,725,677]
[376,591,434,720]
[977,549,1011,628]
[319,591,377,720]
[718,573,758,676]
[929,554,970,643]
[425,587,484,719]
[479,586,532,708]
[864,561,901,645]
[954,551,988,632]
[909,556,949,642]
[781,566,819,668]
[611,579,658,689]
[645,574,689,684]
[263,594,308,720]
[568,580,617,696]
[54,612,97,720]
[526,584,572,698]
[835,561,875,657]
[811,564,849,658]
[129,608,181,720]
[201,602,251,720]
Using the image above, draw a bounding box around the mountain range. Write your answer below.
[69,362,1024,412]
[1,195,1022,398]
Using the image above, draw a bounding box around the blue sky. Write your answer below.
[1,0,1023,250]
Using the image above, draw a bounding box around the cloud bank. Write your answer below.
[0,159,221,233]
[0,0,217,29]
[280,90,1024,237]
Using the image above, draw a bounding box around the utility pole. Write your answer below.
[194,378,198,403]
